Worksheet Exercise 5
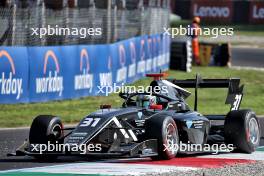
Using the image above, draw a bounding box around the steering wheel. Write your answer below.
[119,92,174,107]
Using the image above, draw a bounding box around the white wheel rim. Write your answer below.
[248,118,259,145]
[165,123,177,155]
[52,124,62,139]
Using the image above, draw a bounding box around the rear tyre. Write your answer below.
[146,116,179,160]
[224,110,260,153]
[29,115,64,160]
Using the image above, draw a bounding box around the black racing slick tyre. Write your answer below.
[224,110,260,153]
[29,115,64,160]
[146,116,179,160]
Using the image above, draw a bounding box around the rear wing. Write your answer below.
[167,76,244,111]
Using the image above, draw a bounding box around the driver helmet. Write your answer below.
[136,95,156,108]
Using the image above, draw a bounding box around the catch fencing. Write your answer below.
[0,0,170,46]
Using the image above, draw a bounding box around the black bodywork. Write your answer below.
[9,75,245,158]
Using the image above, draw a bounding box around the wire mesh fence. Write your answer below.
[0,0,170,46]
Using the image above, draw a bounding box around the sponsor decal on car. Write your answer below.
[186,120,193,129]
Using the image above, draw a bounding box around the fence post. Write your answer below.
[11,4,16,46]
[106,0,112,43]
[63,3,69,44]
[139,0,144,36]
[74,0,78,7]
[119,3,126,41]
[41,1,46,46]
[112,4,117,42]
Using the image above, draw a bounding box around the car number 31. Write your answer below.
[80,118,101,127]
[231,94,242,111]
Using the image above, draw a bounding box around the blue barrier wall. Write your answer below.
[0,34,170,104]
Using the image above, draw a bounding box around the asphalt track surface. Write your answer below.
[231,47,264,68]
[0,127,92,171]
[0,120,264,171]
[0,47,263,172]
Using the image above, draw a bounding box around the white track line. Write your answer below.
[0,124,76,131]
[231,66,264,72]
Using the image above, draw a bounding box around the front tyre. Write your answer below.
[224,110,260,153]
[29,115,64,160]
[146,116,179,160]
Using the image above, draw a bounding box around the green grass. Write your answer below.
[0,67,264,127]
[170,20,264,36]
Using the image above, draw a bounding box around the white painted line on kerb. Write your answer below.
[0,162,197,175]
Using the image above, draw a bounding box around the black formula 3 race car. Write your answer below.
[8,73,261,160]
